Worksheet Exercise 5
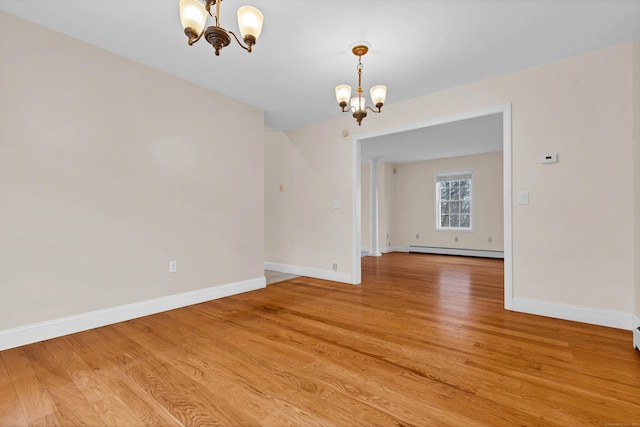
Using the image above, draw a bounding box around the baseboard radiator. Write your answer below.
[409,245,504,259]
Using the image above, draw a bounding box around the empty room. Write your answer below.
[1,0,640,425]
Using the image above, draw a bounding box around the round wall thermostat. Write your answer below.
[341,129,350,138]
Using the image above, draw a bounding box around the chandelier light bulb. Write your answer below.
[237,6,264,40]
[179,0,208,44]
[335,85,352,106]
[370,85,387,108]
[350,96,366,112]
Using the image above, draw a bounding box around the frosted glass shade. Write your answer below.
[237,6,264,40]
[370,85,387,106]
[179,0,207,36]
[335,85,352,104]
[350,96,366,111]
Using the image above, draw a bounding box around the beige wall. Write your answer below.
[360,161,393,251]
[264,126,352,272]
[265,41,635,315]
[0,12,265,329]
[389,152,503,251]
[361,162,371,249]
[634,40,640,321]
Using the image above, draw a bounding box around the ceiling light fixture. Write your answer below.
[335,43,387,126]
[179,0,264,56]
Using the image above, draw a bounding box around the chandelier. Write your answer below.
[179,0,264,56]
[335,43,387,126]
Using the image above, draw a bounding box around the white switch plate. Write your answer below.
[518,191,529,205]
[333,199,342,209]
[169,260,177,273]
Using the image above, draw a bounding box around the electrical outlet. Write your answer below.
[169,260,177,273]
[416,233,419,239]
[454,236,459,242]
[488,237,493,243]
[332,263,338,271]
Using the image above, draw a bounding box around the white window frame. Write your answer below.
[435,169,474,232]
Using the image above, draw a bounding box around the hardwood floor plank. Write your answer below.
[21,342,106,426]
[0,355,29,426]
[1,253,638,425]
[1,348,56,423]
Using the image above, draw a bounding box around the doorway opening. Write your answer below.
[351,104,513,310]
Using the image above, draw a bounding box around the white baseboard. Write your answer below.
[633,315,640,351]
[512,297,633,330]
[409,246,504,259]
[0,277,266,351]
[361,246,409,256]
[264,262,356,285]
[387,246,410,253]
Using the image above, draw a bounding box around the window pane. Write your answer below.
[460,214,470,228]
[440,202,449,214]
[461,201,470,214]
[451,181,459,189]
[450,187,459,200]
[441,188,449,200]
[442,181,449,189]
[450,215,459,228]
[460,187,470,200]
[440,215,449,228]
[450,201,459,214]
[460,180,470,188]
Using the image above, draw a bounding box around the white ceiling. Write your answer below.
[1,0,639,132]
[361,113,503,163]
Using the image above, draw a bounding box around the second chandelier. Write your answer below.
[335,43,387,126]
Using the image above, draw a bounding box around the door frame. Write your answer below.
[350,103,513,310]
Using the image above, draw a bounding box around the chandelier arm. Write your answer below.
[365,106,382,114]
[228,30,251,52]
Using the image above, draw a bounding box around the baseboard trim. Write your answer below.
[512,297,633,330]
[387,246,410,253]
[0,277,266,351]
[409,246,504,259]
[360,246,408,256]
[264,262,356,285]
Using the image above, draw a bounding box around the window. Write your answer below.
[436,170,472,230]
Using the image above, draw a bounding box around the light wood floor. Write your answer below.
[2,253,639,426]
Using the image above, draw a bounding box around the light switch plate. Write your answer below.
[518,191,529,205]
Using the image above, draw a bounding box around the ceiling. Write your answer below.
[361,113,503,163]
[1,1,639,132]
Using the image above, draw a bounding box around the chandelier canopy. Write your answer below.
[335,43,387,126]
[179,0,264,56]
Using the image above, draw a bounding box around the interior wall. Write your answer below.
[361,162,371,249]
[360,161,393,251]
[264,41,635,316]
[381,162,395,249]
[264,126,352,273]
[390,152,503,251]
[634,40,640,322]
[0,12,265,330]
